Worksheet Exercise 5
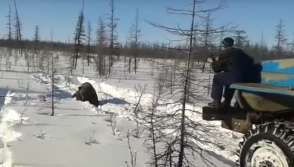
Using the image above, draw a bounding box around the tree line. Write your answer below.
[1,0,293,64]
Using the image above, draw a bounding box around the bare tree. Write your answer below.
[131,84,147,138]
[33,25,40,71]
[143,70,168,167]
[124,40,131,74]
[192,25,199,49]
[199,11,215,72]
[144,0,231,166]
[199,11,215,49]
[34,26,40,53]
[125,130,137,167]
[274,19,287,55]
[5,5,13,69]
[95,17,108,76]
[86,20,92,66]
[50,30,56,116]
[178,3,195,165]
[50,55,55,116]
[129,9,141,74]
[234,30,247,48]
[291,39,294,54]
[107,0,119,75]
[13,0,23,61]
[218,27,225,51]
[6,5,13,49]
[72,0,86,73]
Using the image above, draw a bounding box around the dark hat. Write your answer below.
[222,37,234,47]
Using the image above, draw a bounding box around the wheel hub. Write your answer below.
[248,140,289,167]
[260,161,274,167]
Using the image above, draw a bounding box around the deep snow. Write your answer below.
[0,54,242,167]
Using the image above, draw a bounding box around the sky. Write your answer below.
[0,0,293,48]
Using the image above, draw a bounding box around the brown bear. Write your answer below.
[72,82,99,107]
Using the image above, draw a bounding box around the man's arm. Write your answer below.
[210,53,232,73]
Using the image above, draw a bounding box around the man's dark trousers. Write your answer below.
[210,72,243,103]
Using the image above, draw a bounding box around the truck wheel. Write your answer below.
[236,122,294,167]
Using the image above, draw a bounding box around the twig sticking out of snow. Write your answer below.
[85,132,100,145]
[133,84,147,117]
[130,84,147,138]
[125,130,137,167]
[109,113,117,135]
[20,80,31,123]
[132,118,144,139]
[104,113,118,135]
[34,129,46,139]
[17,78,24,88]
[20,108,27,124]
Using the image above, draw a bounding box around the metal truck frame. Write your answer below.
[202,58,294,167]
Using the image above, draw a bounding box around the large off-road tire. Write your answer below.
[237,122,294,167]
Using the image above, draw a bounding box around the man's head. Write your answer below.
[221,37,234,51]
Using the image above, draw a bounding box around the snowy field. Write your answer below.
[0,50,242,167]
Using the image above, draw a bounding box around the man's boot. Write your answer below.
[221,100,231,108]
[208,101,221,108]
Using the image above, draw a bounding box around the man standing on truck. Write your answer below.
[207,37,254,109]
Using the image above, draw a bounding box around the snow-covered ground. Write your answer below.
[0,52,242,167]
